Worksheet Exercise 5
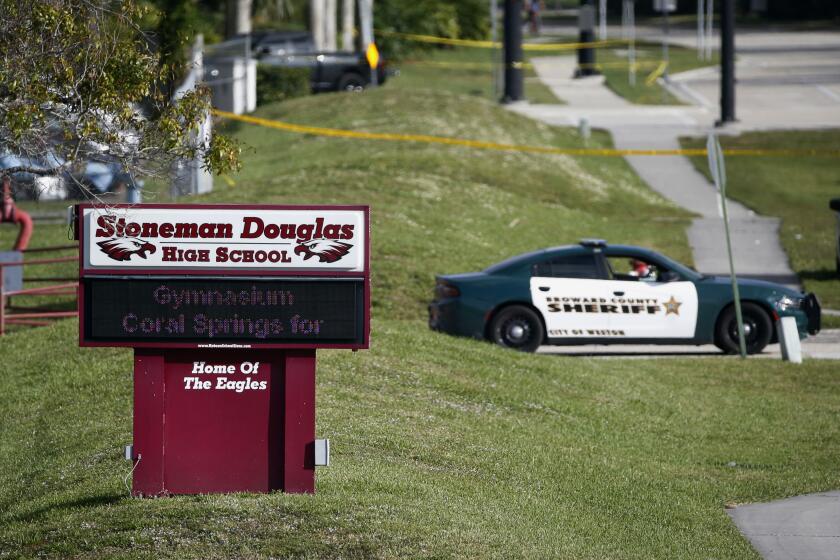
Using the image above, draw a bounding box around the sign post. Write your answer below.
[707,135,747,358]
[654,0,675,80]
[76,204,370,494]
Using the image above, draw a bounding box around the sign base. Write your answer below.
[131,349,316,496]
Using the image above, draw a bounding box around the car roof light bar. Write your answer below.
[579,238,607,248]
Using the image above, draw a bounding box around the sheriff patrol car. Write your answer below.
[428,240,821,354]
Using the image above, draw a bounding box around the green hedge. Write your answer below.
[256,65,311,106]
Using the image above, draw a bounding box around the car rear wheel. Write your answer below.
[714,302,773,355]
[488,305,544,353]
[337,73,365,92]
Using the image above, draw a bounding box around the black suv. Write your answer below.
[249,31,388,92]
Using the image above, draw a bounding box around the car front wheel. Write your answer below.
[488,305,544,353]
[714,302,773,355]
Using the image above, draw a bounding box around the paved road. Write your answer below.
[538,329,840,359]
[728,491,840,560]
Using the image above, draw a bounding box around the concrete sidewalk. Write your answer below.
[508,55,801,288]
[728,491,840,560]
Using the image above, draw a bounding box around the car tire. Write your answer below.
[714,302,773,355]
[337,73,365,92]
[488,305,544,353]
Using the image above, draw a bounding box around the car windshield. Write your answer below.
[649,252,703,281]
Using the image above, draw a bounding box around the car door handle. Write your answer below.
[613,291,625,296]
[539,286,550,292]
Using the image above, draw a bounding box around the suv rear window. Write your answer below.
[532,255,600,279]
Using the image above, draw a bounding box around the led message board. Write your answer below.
[82,277,365,347]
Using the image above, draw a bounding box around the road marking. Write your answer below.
[816,85,840,103]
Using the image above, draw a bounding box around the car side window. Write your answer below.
[605,255,680,283]
[290,38,316,53]
[532,254,600,279]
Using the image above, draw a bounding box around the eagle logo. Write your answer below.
[97,237,157,261]
[294,238,353,263]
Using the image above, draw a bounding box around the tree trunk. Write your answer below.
[342,0,355,51]
[311,0,326,50]
[225,0,253,39]
[324,0,337,51]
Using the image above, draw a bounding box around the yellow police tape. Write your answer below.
[403,59,535,70]
[213,110,840,159]
[645,60,669,86]
[404,59,665,73]
[376,29,627,51]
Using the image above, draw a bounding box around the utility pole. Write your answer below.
[342,0,355,51]
[359,0,377,87]
[599,0,607,40]
[705,0,714,60]
[502,0,524,102]
[719,0,736,124]
[697,0,705,59]
[576,0,597,77]
[491,0,501,98]
[623,0,635,86]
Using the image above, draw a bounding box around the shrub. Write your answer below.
[375,0,490,60]
[256,65,311,106]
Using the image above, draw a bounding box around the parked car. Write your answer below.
[429,239,821,354]
[0,153,141,202]
[248,31,389,92]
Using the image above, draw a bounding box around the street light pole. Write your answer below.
[719,0,736,124]
[502,0,524,102]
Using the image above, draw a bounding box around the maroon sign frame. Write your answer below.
[76,203,370,350]
[75,203,371,495]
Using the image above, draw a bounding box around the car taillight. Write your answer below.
[435,281,460,299]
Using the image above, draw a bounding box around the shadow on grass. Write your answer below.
[3,493,124,524]
[799,268,839,282]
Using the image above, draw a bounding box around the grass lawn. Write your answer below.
[388,46,562,104]
[2,91,838,559]
[527,38,718,105]
[597,41,718,105]
[681,130,840,315]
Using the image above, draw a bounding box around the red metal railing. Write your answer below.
[0,244,79,336]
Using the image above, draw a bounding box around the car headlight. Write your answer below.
[775,295,803,311]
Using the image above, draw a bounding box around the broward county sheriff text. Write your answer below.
[546,296,663,314]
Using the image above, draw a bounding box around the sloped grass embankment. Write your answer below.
[1,90,839,559]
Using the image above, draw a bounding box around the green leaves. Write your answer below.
[0,0,240,187]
